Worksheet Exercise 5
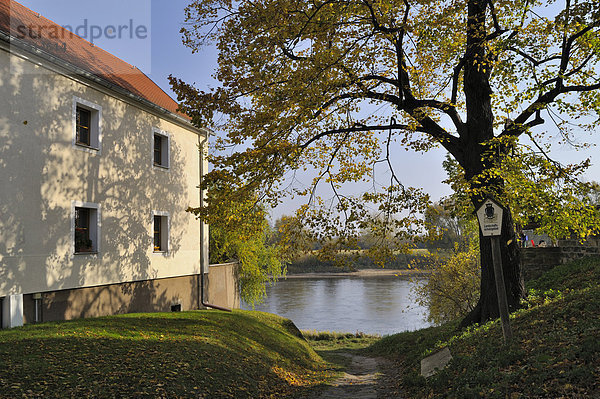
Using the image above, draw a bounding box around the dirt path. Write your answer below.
[316,352,399,399]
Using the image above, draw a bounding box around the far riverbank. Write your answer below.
[283,268,431,279]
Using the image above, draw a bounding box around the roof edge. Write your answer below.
[0,30,206,137]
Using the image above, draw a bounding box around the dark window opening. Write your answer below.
[154,215,162,252]
[171,304,181,312]
[76,107,91,146]
[154,134,163,166]
[75,207,93,253]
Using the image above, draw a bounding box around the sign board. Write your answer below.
[421,347,453,378]
[476,198,503,237]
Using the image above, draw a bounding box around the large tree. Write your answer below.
[172,0,600,325]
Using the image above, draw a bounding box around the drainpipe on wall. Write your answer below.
[198,131,231,312]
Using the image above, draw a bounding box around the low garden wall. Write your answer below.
[521,237,600,280]
[207,262,240,309]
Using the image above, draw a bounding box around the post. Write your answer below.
[476,197,514,343]
[490,236,513,342]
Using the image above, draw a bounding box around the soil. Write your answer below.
[316,352,401,399]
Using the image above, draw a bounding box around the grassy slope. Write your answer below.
[369,256,600,398]
[0,310,332,398]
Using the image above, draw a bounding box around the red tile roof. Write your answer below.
[0,0,188,120]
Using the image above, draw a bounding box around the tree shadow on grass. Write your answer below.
[0,311,341,398]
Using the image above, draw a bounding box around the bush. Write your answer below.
[412,244,480,324]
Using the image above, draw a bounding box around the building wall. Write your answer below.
[0,46,203,306]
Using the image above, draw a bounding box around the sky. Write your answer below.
[14,0,600,220]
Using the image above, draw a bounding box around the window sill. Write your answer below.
[74,143,100,153]
[153,163,170,170]
[74,251,98,255]
[153,250,169,255]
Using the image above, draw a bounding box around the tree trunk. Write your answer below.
[456,0,526,327]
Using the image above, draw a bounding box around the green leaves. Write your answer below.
[190,186,286,306]
[174,0,600,293]
[442,136,600,242]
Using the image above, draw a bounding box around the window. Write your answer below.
[153,215,162,251]
[152,129,170,169]
[72,202,100,254]
[72,97,102,152]
[152,212,169,253]
[75,207,92,252]
[76,107,91,146]
[154,134,163,165]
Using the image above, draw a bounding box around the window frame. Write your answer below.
[71,201,101,256]
[152,211,170,254]
[152,128,170,170]
[72,96,102,153]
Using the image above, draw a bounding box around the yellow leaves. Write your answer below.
[271,366,313,387]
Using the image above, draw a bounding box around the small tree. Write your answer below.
[190,187,285,306]
[414,216,480,324]
[414,245,480,325]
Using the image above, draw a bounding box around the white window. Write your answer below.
[152,128,170,169]
[71,201,100,255]
[152,211,169,253]
[72,97,102,153]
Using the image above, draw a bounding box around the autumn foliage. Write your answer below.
[172,0,600,324]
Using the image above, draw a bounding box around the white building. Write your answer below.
[0,0,211,327]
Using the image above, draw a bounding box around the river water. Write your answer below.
[242,276,432,336]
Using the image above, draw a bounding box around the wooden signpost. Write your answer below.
[476,198,513,342]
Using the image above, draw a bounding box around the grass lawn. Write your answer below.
[302,330,381,370]
[2,256,598,398]
[368,256,600,398]
[0,310,333,398]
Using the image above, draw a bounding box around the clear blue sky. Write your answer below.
[16,1,219,95]
[15,1,600,219]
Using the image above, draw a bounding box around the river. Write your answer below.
[241,275,432,336]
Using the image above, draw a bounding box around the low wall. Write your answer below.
[522,237,600,280]
[0,274,200,326]
[1,263,242,328]
[207,262,240,309]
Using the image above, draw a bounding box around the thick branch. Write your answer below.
[505,47,561,67]
[487,0,501,32]
[358,74,401,88]
[408,99,464,129]
[562,81,600,93]
[502,79,600,139]
[558,21,600,84]
[361,0,401,34]
[299,123,429,150]
[396,0,410,104]
[279,44,307,61]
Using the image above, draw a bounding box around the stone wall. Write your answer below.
[521,237,600,281]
